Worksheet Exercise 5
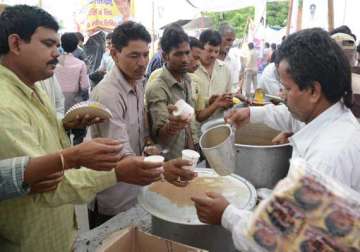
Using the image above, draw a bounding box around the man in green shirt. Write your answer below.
[0,5,193,252]
[146,25,195,160]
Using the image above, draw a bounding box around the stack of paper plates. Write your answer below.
[63,101,112,124]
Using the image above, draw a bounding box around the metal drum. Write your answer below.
[138,168,257,252]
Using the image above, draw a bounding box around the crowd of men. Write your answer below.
[1,4,360,252]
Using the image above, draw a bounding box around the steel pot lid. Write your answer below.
[138,168,257,225]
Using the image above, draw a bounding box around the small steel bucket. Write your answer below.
[199,124,236,175]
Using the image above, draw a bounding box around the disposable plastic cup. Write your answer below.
[144,155,165,181]
[173,99,194,119]
[181,149,200,170]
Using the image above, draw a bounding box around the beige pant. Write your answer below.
[244,70,258,97]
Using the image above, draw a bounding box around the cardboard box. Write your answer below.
[97,226,208,252]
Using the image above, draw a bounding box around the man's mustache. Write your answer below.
[47,59,59,65]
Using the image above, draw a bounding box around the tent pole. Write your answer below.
[296,0,303,31]
[328,0,334,31]
[286,0,294,35]
[151,0,155,57]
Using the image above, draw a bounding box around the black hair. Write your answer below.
[248,42,254,50]
[330,25,352,36]
[270,50,277,63]
[199,29,222,48]
[61,33,78,53]
[112,21,151,51]
[330,25,356,41]
[271,43,277,50]
[106,32,113,40]
[0,5,59,55]
[329,25,356,41]
[275,28,352,108]
[160,24,189,54]
[75,32,84,42]
[265,42,270,48]
[189,36,201,49]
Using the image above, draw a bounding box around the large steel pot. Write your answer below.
[138,169,257,252]
[201,119,292,189]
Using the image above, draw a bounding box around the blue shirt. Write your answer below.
[0,156,30,200]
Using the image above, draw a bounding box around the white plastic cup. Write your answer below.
[173,99,194,120]
[144,155,165,181]
[182,149,200,170]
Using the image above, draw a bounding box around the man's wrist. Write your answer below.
[61,147,80,169]
[114,155,133,182]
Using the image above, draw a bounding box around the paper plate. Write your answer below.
[63,101,112,123]
[138,168,257,225]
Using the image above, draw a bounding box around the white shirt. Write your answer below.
[224,48,241,86]
[99,51,114,72]
[258,63,283,95]
[38,76,65,119]
[222,102,360,251]
[245,49,258,72]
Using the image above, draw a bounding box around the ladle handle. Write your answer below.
[225,123,236,145]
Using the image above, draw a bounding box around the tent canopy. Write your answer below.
[185,0,258,12]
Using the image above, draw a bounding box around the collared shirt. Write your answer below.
[90,66,146,215]
[146,51,164,78]
[250,102,360,190]
[245,49,258,72]
[55,54,89,94]
[146,70,201,144]
[194,59,232,118]
[258,63,283,96]
[224,48,241,88]
[146,66,194,160]
[222,102,360,251]
[38,76,65,119]
[55,54,90,111]
[0,156,30,201]
[98,51,114,73]
[144,68,162,99]
[351,73,360,119]
[0,65,117,252]
[188,73,204,143]
[72,47,87,62]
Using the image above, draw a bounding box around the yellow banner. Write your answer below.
[76,0,135,34]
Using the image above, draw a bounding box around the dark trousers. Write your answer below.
[88,200,114,229]
[72,128,87,145]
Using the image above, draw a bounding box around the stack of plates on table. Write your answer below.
[63,101,112,124]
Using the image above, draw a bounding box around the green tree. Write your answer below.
[204,7,255,38]
[266,1,289,28]
[205,1,289,37]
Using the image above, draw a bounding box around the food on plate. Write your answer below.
[63,101,112,123]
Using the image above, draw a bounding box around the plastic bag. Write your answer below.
[242,158,360,252]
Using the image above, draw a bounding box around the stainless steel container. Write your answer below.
[138,168,257,252]
[199,124,236,176]
[201,119,292,189]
